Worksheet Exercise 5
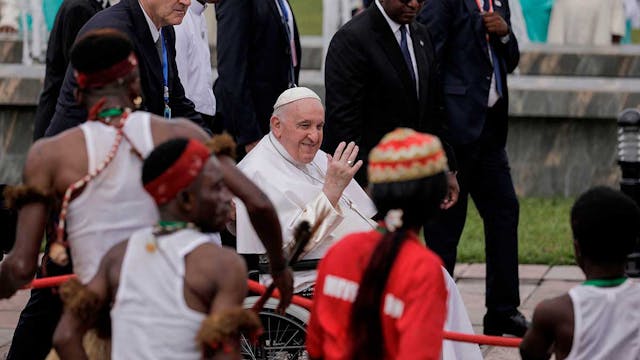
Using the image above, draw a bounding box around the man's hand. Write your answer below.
[481,12,509,37]
[323,142,362,207]
[244,140,259,154]
[270,266,294,314]
[440,171,460,210]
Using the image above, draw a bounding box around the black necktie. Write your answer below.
[399,25,416,86]
[276,0,297,87]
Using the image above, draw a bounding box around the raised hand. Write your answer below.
[323,141,362,207]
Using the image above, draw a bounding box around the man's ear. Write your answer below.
[270,115,282,138]
[573,239,583,265]
[75,89,84,107]
[178,190,193,212]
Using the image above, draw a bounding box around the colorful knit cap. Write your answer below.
[143,139,211,205]
[368,128,448,184]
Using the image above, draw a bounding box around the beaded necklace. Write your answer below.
[51,104,149,267]
[146,221,198,257]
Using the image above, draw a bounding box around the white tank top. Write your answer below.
[111,227,220,360]
[566,280,640,360]
[66,111,158,283]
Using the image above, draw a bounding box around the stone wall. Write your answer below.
[1,107,36,184]
[508,117,618,197]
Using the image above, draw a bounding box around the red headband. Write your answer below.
[75,52,138,89]
[144,140,212,205]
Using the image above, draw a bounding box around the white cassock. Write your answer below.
[235,133,378,292]
[548,0,626,45]
[236,133,482,360]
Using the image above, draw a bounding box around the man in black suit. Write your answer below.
[323,0,458,204]
[44,0,206,137]
[418,0,528,337]
[32,0,108,141]
[214,0,301,154]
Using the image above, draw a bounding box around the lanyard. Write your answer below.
[474,0,493,42]
[160,30,171,119]
[474,0,493,13]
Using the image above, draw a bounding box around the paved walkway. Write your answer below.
[0,263,584,359]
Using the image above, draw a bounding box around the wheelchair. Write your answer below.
[240,257,316,360]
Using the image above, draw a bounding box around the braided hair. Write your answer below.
[349,173,447,360]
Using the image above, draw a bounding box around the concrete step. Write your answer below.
[519,43,640,78]
[2,64,640,121]
[4,35,640,77]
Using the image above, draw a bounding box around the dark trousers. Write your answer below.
[7,256,72,359]
[8,211,72,360]
[425,100,520,313]
[200,112,223,135]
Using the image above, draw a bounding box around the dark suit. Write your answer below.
[32,0,104,141]
[418,0,521,314]
[44,0,204,137]
[323,4,456,185]
[214,0,301,147]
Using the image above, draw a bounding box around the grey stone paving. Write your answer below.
[0,263,584,359]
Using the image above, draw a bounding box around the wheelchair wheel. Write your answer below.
[241,297,310,360]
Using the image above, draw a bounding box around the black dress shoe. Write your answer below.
[483,310,530,337]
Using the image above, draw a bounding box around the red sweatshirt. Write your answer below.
[306,230,447,360]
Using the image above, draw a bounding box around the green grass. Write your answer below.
[457,198,576,265]
[290,0,323,35]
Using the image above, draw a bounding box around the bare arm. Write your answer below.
[205,249,248,360]
[520,299,558,360]
[0,142,52,298]
[151,117,211,145]
[53,243,117,359]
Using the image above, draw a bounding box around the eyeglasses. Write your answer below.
[399,0,427,4]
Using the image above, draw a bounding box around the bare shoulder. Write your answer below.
[23,128,83,185]
[150,116,209,145]
[102,241,128,276]
[532,293,573,330]
[103,240,128,268]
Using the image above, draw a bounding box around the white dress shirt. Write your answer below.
[174,0,216,116]
[482,0,501,107]
[375,0,419,95]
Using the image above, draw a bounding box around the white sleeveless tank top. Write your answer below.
[111,227,220,359]
[566,279,640,360]
[66,111,158,283]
